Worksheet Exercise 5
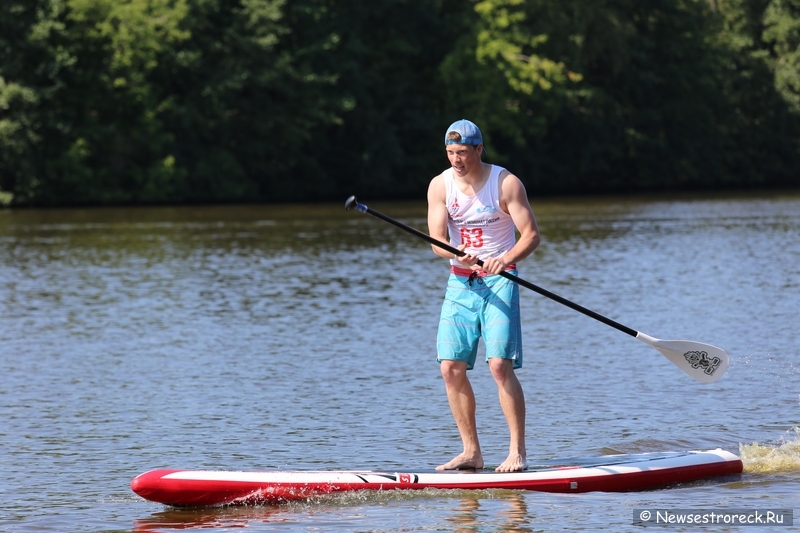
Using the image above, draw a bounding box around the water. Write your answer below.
[1,193,799,532]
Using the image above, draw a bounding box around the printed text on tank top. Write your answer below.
[445,165,518,270]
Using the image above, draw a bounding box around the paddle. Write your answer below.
[345,195,729,383]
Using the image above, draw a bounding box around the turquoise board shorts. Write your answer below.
[437,270,522,370]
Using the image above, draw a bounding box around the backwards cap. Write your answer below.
[444,119,487,157]
[444,119,483,146]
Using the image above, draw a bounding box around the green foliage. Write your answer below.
[764,0,800,112]
[0,0,56,204]
[0,77,38,205]
[299,0,470,200]
[440,0,800,194]
[68,0,189,79]
[0,0,193,205]
[153,0,335,202]
[707,0,800,187]
[438,0,575,154]
[0,0,798,206]
[474,0,572,96]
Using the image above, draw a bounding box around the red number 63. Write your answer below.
[460,228,484,248]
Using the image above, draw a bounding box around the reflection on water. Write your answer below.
[447,497,482,532]
[133,506,285,532]
[131,490,535,533]
[1,192,800,532]
[446,492,533,533]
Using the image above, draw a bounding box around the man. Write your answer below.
[427,119,540,472]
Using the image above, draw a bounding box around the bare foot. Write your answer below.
[495,453,528,472]
[436,452,484,471]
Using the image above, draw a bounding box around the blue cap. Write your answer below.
[444,119,483,147]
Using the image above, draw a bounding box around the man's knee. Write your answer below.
[440,360,468,383]
[488,358,515,383]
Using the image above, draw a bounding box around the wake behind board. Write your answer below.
[131,449,742,507]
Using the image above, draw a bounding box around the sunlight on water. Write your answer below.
[740,428,800,473]
[2,194,800,532]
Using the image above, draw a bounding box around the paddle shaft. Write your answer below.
[347,197,638,338]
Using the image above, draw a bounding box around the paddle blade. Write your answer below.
[636,333,729,383]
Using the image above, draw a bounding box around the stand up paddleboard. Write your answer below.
[131,449,742,506]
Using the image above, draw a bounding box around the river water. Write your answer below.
[1,192,799,532]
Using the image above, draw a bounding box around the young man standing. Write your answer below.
[427,119,540,472]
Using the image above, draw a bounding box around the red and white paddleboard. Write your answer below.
[131,449,742,507]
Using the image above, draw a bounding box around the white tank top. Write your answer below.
[445,165,517,267]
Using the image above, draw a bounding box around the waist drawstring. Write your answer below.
[468,271,482,286]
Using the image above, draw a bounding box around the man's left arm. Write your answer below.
[482,173,540,274]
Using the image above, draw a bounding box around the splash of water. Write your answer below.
[739,428,800,473]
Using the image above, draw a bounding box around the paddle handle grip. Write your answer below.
[346,196,639,338]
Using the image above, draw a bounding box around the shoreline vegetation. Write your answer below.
[2,188,799,213]
[2,0,799,208]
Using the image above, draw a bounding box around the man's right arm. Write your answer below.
[427,175,477,265]
[427,174,454,260]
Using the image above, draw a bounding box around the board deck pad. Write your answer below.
[131,449,743,507]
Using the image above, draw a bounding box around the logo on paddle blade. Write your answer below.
[683,350,722,375]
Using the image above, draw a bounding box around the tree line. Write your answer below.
[1,0,799,207]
